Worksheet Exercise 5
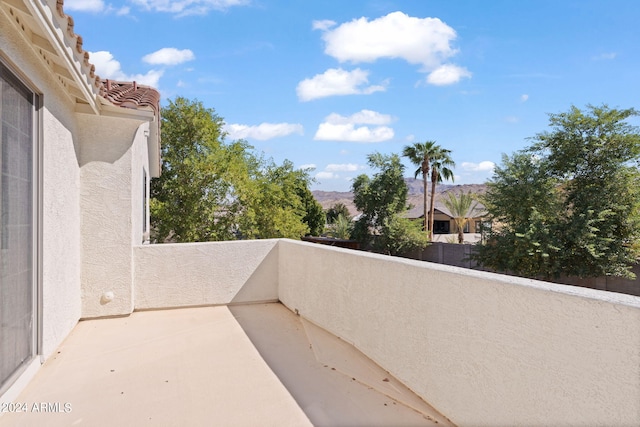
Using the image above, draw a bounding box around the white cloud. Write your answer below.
[325,163,362,172]
[224,122,304,140]
[115,6,130,15]
[312,20,336,31]
[143,48,195,66]
[324,110,393,126]
[316,171,339,180]
[504,116,519,123]
[90,51,163,87]
[296,68,387,102]
[64,0,129,14]
[128,70,164,87]
[592,52,617,61]
[320,12,457,69]
[457,161,496,184]
[64,0,105,12]
[520,94,529,102]
[316,12,470,85]
[315,163,364,181]
[314,110,395,143]
[130,0,248,16]
[90,51,124,77]
[461,161,495,172]
[426,64,472,85]
[314,124,394,143]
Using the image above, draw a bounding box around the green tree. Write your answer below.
[328,214,352,239]
[150,97,245,242]
[295,173,325,236]
[234,159,314,239]
[442,191,481,244]
[402,141,437,233]
[352,153,408,244]
[326,202,351,224]
[377,215,429,256]
[428,150,456,239]
[474,105,640,279]
[352,152,427,254]
[473,152,564,279]
[402,142,455,239]
[151,97,318,242]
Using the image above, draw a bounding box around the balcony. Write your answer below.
[2,303,451,426]
[3,239,640,426]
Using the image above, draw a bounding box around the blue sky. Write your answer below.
[66,0,640,191]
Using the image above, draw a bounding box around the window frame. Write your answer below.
[0,56,42,395]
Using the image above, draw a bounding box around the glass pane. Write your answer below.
[0,63,34,389]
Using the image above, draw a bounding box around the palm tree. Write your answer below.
[403,142,456,239]
[428,149,455,239]
[328,213,352,239]
[442,191,477,243]
[402,141,439,234]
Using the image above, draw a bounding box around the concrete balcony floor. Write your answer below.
[1,303,452,427]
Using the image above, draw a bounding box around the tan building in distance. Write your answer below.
[404,199,488,241]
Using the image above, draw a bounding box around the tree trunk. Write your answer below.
[422,171,428,233]
[429,173,437,241]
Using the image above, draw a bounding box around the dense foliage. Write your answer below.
[325,203,353,239]
[376,215,429,256]
[327,214,352,240]
[150,97,323,242]
[325,202,351,224]
[474,105,640,279]
[352,152,428,255]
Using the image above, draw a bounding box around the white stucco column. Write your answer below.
[77,114,151,318]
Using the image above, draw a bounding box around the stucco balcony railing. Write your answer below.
[3,239,640,426]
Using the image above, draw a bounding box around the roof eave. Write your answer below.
[13,0,102,114]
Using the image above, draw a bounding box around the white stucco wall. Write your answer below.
[131,123,150,246]
[278,239,640,427]
[41,103,82,357]
[0,0,157,402]
[0,8,82,359]
[133,240,279,309]
[78,115,151,318]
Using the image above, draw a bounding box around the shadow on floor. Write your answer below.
[229,303,453,427]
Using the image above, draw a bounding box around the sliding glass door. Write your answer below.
[0,62,37,392]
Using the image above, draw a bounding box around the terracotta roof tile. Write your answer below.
[54,0,102,93]
[101,80,161,114]
[55,0,161,116]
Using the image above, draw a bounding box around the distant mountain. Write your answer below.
[312,191,358,217]
[313,179,487,216]
[403,178,488,196]
[405,178,425,195]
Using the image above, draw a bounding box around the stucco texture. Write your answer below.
[78,114,151,318]
[133,240,279,309]
[0,7,82,359]
[278,239,640,427]
[41,104,82,358]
